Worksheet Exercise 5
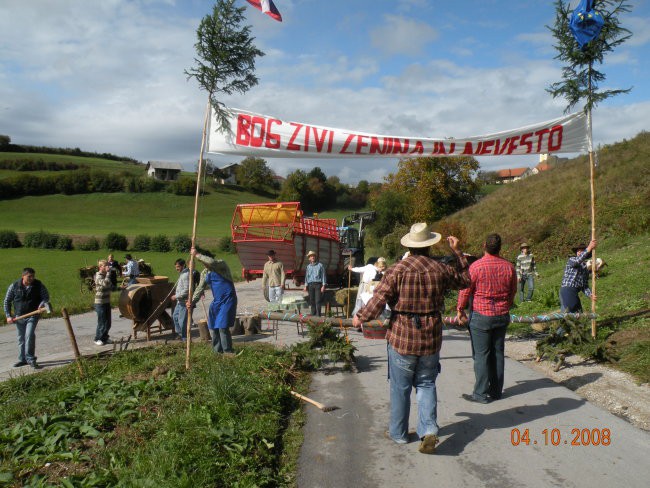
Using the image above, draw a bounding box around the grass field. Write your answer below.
[0,189,273,236]
[0,248,245,320]
[0,152,145,179]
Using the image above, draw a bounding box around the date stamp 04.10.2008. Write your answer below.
[510,428,611,446]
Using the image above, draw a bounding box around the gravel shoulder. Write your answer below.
[505,336,650,431]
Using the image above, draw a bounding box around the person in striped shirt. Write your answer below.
[94,260,113,346]
[457,233,517,404]
[515,242,538,302]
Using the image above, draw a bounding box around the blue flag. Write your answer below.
[569,0,605,49]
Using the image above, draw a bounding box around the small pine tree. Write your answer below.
[547,0,632,112]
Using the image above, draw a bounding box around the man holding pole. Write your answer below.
[4,267,50,369]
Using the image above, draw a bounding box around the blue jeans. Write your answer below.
[173,301,192,340]
[209,328,233,353]
[15,317,38,363]
[387,344,440,442]
[94,303,112,342]
[468,312,510,401]
[519,274,534,301]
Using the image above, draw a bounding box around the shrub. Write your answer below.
[78,236,101,251]
[172,234,192,253]
[380,224,409,259]
[217,236,235,253]
[24,230,60,249]
[150,234,171,252]
[168,177,197,196]
[0,230,21,248]
[104,232,128,251]
[132,234,151,252]
[55,235,73,251]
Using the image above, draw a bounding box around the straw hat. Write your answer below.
[520,242,530,249]
[307,250,317,257]
[400,223,442,248]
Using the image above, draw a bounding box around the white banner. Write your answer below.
[208,108,588,158]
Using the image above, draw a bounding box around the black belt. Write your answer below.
[393,310,440,329]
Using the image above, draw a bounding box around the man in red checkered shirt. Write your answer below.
[457,233,517,404]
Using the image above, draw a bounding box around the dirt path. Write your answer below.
[505,337,650,431]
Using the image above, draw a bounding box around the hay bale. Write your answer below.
[335,288,358,317]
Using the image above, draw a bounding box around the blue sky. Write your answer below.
[1,0,648,183]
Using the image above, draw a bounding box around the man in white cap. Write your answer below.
[353,223,470,454]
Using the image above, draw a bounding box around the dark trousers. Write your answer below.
[209,328,233,353]
[307,282,323,316]
[95,303,112,342]
[469,312,510,401]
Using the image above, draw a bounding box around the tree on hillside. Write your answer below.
[236,157,274,192]
[0,135,10,147]
[185,0,265,132]
[379,156,480,226]
[547,0,632,111]
[279,169,310,205]
[369,189,410,237]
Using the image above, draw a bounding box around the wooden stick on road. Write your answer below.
[290,391,339,412]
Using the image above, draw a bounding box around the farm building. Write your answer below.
[146,161,184,181]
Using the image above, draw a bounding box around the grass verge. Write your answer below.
[0,342,308,487]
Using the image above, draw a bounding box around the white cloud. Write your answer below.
[370,15,438,56]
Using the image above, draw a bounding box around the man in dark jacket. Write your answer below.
[4,267,50,369]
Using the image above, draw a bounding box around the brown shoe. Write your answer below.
[418,434,439,454]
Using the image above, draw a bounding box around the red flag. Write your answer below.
[245,0,282,22]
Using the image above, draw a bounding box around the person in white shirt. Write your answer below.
[348,257,387,316]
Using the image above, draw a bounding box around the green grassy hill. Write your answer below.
[438,132,650,259]
[0,152,145,179]
[435,132,650,382]
[439,131,650,259]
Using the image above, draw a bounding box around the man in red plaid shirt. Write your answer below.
[457,233,517,403]
[353,223,470,454]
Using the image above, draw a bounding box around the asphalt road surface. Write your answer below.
[1,281,648,487]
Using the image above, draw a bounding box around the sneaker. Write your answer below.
[462,393,490,404]
[13,360,27,368]
[28,361,41,370]
[94,340,105,346]
[383,430,408,445]
[103,338,113,344]
[418,434,439,454]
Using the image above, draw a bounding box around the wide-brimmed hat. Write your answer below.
[400,223,442,248]
[571,243,587,253]
[267,249,276,256]
[306,250,317,257]
[520,242,530,249]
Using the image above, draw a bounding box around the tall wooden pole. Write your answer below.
[61,308,84,378]
[587,64,597,339]
[186,100,212,369]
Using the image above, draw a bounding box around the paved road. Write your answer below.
[1,281,648,487]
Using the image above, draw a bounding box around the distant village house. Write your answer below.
[146,161,184,181]
[216,163,239,185]
[495,167,528,184]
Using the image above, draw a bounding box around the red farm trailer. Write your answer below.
[231,202,345,286]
